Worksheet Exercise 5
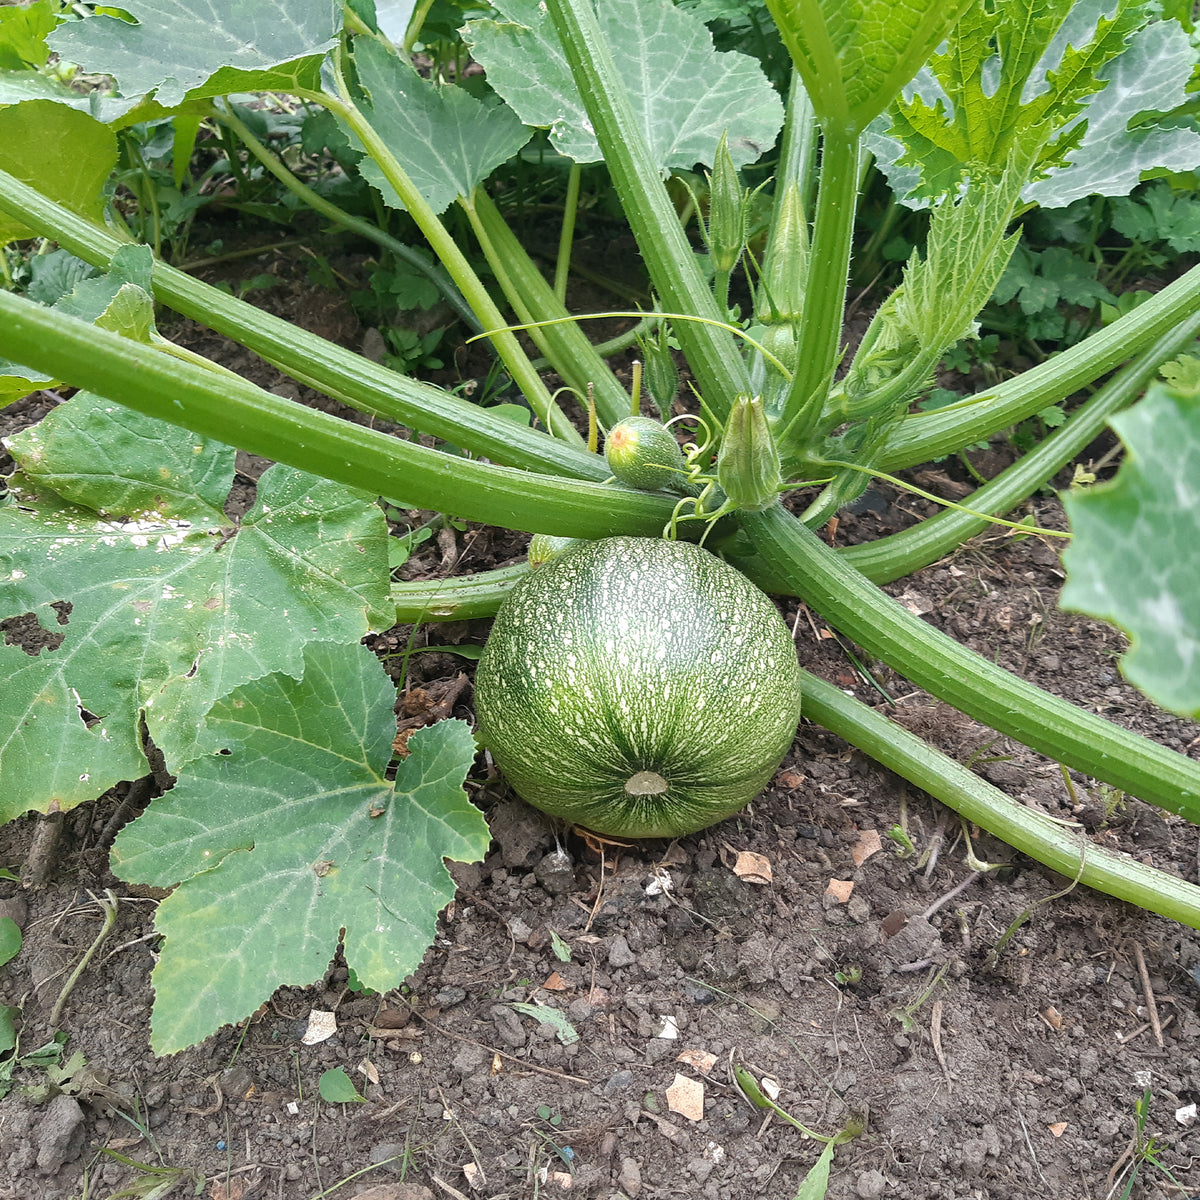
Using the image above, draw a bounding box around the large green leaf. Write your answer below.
[1025,20,1200,209]
[352,37,531,215]
[0,0,60,71]
[868,0,1154,205]
[0,394,391,819]
[1061,382,1200,717]
[47,0,340,107]
[0,101,115,244]
[111,644,487,1054]
[763,0,972,134]
[0,71,145,123]
[464,0,782,170]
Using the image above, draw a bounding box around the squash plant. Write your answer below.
[4,0,1200,1051]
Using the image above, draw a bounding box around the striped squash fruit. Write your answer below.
[474,536,801,837]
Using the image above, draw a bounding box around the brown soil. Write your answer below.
[3,255,1200,1200]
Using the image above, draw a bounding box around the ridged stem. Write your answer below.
[843,311,1200,581]
[0,169,604,481]
[879,259,1200,470]
[776,125,861,451]
[392,561,531,622]
[463,189,632,426]
[799,670,1200,929]
[544,0,751,421]
[307,83,581,445]
[736,504,1200,822]
[0,291,674,539]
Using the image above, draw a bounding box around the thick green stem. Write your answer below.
[392,561,531,621]
[554,162,582,304]
[799,670,1200,929]
[776,125,861,451]
[545,0,750,420]
[213,100,480,332]
[0,169,602,481]
[0,291,674,539]
[309,82,581,445]
[879,259,1200,470]
[843,313,1200,581]
[736,505,1200,822]
[463,189,632,427]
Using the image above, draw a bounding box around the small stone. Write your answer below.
[490,1005,527,1048]
[607,934,637,969]
[854,1169,886,1199]
[452,1042,488,1076]
[603,1069,634,1096]
[36,1095,86,1174]
[686,1158,714,1183]
[285,1163,303,1181]
[489,798,552,869]
[534,849,576,895]
[434,986,467,1009]
[617,1157,642,1197]
[962,1138,988,1176]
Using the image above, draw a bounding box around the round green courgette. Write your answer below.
[474,536,801,838]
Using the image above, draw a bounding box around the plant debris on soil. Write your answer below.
[3,254,1200,1200]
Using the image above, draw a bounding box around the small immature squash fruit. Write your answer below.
[474,536,801,838]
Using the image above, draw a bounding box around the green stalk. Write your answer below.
[554,162,582,304]
[403,0,437,54]
[799,670,1200,929]
[843,313,1200,581]
[463,189,632,426]
[544,0,751,420]
[736,505,1200,822]
[776,126,861,451]
[0,169,603,481]
[213,100,481,332]
[0,291,674,539]
[879,259,1200,470]
[308,74,581,445]
[392,561,531,621]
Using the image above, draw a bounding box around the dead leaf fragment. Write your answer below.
[1042,1006,1063,1031]
[851,829,883,866]
[1047,1122,1067,1138]
[825,878,854,904]
[676,1049,717,1074]
[462,1162,485,1191]
[542,971,570,991]
[359,1058,380,1086]
[301,1009,337,1045]
[733,851,773,885]
[666,1072,705,1122]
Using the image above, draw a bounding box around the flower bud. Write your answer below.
[705,131,748,275]
[717,394,783,512]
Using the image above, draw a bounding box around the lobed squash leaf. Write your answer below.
[865,0,1200,208]
[0,100,115,245]
[0,392,391,819]
[111,644,487,1055]
[764,0,973,135]
[46,0,340,108]
[1061,382,1200,717]
[464,0,783,170]
[350,37,531,216]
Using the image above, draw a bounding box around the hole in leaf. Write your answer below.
[1,611,65,655]
[50,600,72,625]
